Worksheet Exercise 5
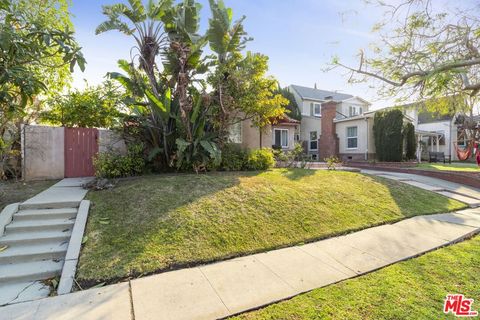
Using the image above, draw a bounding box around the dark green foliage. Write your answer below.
[404,122,417,160]
[94,143,145,178]
[373,109,404,162]
[219,144,248,171]
[40,81,125,129]
[277,87,301,121]
[246,148,275,170]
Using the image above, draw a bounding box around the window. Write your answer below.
[310,103,314,116]
[274,129,289,148]
[314,103,321,116]
[348,106,363,117]
[228,121,242,143]
[347,126,358,149]
[309,131,318,151]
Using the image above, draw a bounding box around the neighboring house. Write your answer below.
[229,115,300,151]
[288,84,373,160]
[391,101,470,161]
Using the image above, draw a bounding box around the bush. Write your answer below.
[404,122,417,160]
[94,143,145,178]
[373,109,404,162]
[324,156,341,170]
[219,144,248,171]
[246,148,275,170]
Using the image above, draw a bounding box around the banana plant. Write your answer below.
[174,90,220,172]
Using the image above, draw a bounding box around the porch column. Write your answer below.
[417,134,422,163]
[436,135,440,152]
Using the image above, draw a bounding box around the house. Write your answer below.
[288,85,373,160]
[407,108,477,162]
[229,116,300,151]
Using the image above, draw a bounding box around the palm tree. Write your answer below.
[96,0,172,94]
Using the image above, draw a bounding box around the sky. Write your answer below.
[69,0,388,107]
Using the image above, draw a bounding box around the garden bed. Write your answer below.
[233,234,480,319]
[77,169,465,286]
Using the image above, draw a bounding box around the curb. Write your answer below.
[57,200,90,295]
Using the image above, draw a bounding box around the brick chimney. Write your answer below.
[318,101,339,160]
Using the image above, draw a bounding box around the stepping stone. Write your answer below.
[402,180,444,191]
[254,246,350,292]
[436,191,480,207]
[392,216,478,242]
[336,225,447,264]
[199,256,296,315]
[300,238,388,275]
[131,268,229,320]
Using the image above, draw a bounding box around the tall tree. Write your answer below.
[332,0,480,114]
[0,0,85,178]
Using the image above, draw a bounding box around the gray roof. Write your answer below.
[290,85,354,102]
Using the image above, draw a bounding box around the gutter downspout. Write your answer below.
[365,117,369,161]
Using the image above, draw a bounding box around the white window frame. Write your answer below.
[228,121,242,144]
[309,131,318,151]
[273,129,289,148]
[346,126,358,149]
[314,103,321,117]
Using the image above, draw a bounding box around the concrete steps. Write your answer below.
[5,218,74,233]
[0,260,64,284]
[14,208,77,221]
[0,242,68,263]
[0,281,51,306]
[0,230,72,246]
[0,204,79,306]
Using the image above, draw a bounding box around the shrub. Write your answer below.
[94,143,145,178]
[404,122,417,160]
[274,143,307,168]
[219,144,248,171]
[373,109,404,162]
[246,148,275,170]
[324,156,341,170]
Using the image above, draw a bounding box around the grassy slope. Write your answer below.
[78,169,465,282]
[234,235,480,320]
[0,180,56,211]
[416,162,479,172]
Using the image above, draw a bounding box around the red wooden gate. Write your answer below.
[64,127,99,178]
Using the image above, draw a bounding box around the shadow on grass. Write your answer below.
[279,168,317,180]
[363,173,466,218]
[78,170,465,288]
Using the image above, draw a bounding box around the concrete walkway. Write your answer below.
[362,169,480,207]
[0,178,92,306]
[1,206,479,320]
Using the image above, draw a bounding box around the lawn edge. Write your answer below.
[76,205,467,289]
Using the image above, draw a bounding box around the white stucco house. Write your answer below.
[288,85,374,160]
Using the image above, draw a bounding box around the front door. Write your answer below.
[64,127,99,177]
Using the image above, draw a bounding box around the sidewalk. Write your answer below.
[1,207,479,320]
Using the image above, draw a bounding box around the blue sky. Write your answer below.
[70,0,386,106]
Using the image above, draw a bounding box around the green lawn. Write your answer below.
[233,235,480,320]
[77,169,465,284]
[416,162,479,172]
[0,180,56,211]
